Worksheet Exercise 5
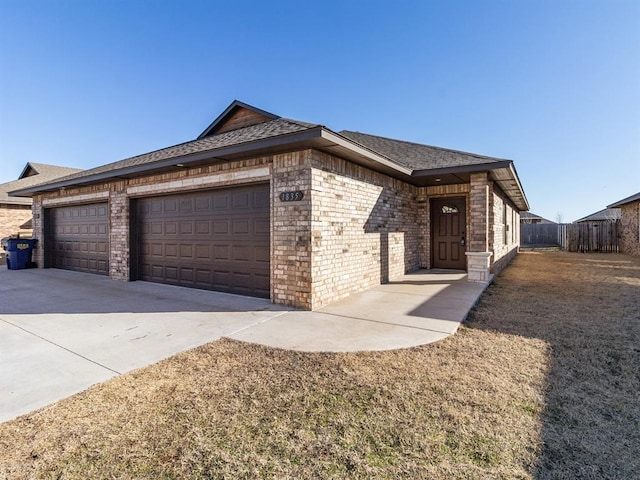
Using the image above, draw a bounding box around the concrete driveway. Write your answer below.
[1,266,487,423]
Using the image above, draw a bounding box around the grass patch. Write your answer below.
[1,251,638,479]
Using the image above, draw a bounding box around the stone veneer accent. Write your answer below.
[619,202,640,256]
[466,252,493,282]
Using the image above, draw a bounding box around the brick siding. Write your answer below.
[619,202,640,256]
[308,150,421,309]
[491,186,520,274]
[0,204,32,240]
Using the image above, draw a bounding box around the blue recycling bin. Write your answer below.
[3,238,37,270]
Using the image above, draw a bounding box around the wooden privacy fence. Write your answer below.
[520,221,621,253]
[520,223,562,247]
[561,221,621,253]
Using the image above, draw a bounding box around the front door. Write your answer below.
[431,197,467,269]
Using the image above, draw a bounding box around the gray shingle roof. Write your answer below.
[1,163,83,205]
[339,131,508,171]
[608,192,640,208]
[574,208,621,223]
[18,118,320,190]
[520,212,555,223]
[8,102,528,213]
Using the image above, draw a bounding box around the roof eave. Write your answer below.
[8,127,324,197]
[412,161,529,211]
[607,192,640,208]
[9,127,415,198]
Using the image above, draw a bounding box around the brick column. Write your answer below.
[469,172,489,252]
[466,172,492,282]
[271,151,313,309]
[109,185,130,280]
[31,196,45,268]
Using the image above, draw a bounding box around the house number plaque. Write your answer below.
[279,191,304,202]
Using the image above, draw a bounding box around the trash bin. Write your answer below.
[3,238,37,270]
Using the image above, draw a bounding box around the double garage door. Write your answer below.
[47,184,270,298]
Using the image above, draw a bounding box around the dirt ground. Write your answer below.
[0,251,638,479]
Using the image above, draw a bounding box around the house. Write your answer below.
[574,208,621,225]
[608,192,640,256]
[9,100,529,310]
[0,163,83,240]
[520,212,555,224]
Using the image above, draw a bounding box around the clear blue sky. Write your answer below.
[1,0,638,222]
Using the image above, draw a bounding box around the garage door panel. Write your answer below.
[195,221,210,234]
[136,184,270,298]
[48,203,109,276]
[233,219,250,235]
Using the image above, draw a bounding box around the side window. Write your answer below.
[503,204,508,244]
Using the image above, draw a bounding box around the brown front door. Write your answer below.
[431,197,466,270]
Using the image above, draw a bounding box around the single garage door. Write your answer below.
[47,203,109,275]
[134,184,270,298]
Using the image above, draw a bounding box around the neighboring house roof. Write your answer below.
[608,192,640,208]
[574,208,621,223]
[0,162,83,206]
[9,100,529,210]
[520,212,556,223]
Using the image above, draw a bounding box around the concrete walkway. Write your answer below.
[228,270,487,351]
[0,267,488,423]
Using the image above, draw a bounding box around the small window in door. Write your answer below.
[441,205,459,214]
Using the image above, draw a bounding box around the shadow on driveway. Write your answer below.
[0,267,286,314]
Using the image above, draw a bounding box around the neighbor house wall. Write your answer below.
[308,150,422,310]
[0,204,32,239]
[619,202,640,256]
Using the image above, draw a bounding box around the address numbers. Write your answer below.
[279,191,304,202]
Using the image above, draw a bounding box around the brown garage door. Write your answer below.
[134,184,270,298]
[47,203,109,275]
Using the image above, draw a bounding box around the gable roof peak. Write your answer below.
[197,100,280,139]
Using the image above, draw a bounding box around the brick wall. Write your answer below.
[0,204,32,239]
[491,187,520,273]
[308,150,421,309]
[619,202,640,256]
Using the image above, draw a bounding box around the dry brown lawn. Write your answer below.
[0,251,638,479]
